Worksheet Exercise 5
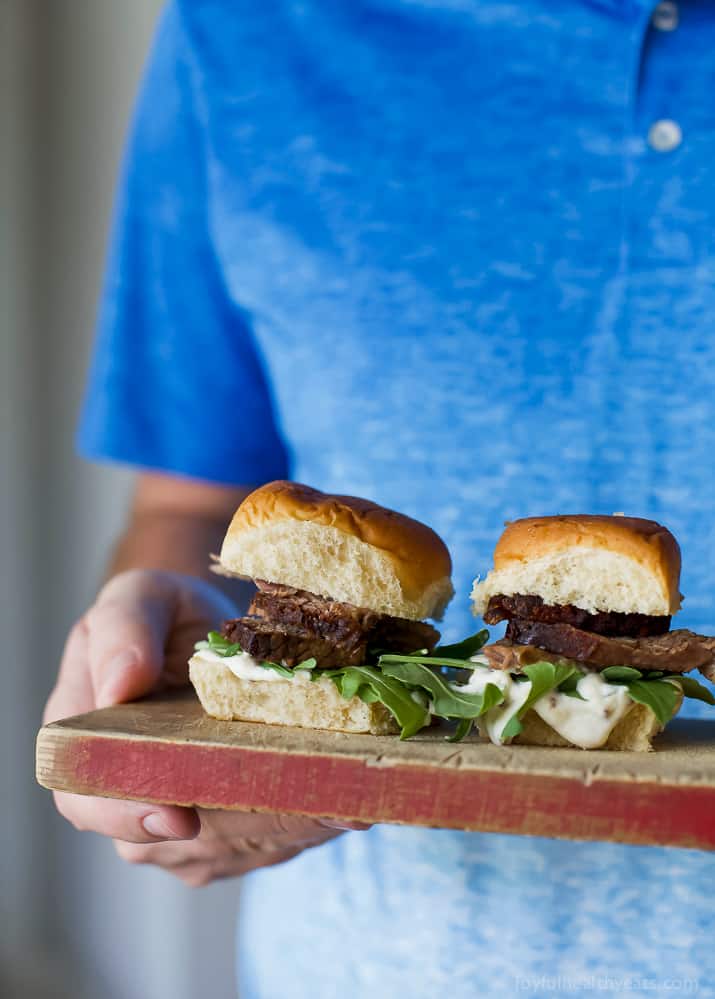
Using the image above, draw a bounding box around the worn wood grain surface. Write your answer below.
[36,689,715,850]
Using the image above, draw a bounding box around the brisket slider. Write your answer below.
[468,515,715,751]
[189,481,454,734]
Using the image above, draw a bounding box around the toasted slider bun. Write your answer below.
[471,514,681,618]
[216,480,454,620]
[507,700,676,753]
[189,656,398,735]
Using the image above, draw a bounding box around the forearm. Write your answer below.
[110,510,224,578]
[106,475,253,607]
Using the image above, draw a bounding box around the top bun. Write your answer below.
[471,514,681,618]
[217,481,454,620]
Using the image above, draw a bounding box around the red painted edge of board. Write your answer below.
[44,733,715,850]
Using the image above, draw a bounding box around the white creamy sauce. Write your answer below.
[458,664,633,749]
[461,665,511,695]
[533,672,633,749]
[192,648,307,683]
[460,666,532,743]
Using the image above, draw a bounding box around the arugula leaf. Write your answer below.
[409,688,431,711]
[293,657,317,671]
[195,631,243,657]
[669,675,715,706]
[552,662,582,689]
[556,671,581,693]
[337,670,364,700]
[597,667,714,722]
[522,661,567,698]
[478,682,507,714]
[328,666,429,740]
[381,661,505,719]
[447,719,474,743]
[433,629,490,660]
[625,679,681,726]
[358,686,380,704]
[601,666,643,683]
[257,660,296,678]
[378,653,486,670]
[557,669,586,700]
[500,661,578,742]
[500,715,523,741]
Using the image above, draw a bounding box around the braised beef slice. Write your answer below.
[249,589,379,645]
[221,583,440,669]
[222,617,364,668]
[482,641,570,672]
[502,619,715,674]
[484,594,670,638]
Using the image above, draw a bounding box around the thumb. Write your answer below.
[85,570,177,708]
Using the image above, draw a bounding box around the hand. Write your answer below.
[44,569,237,843]
[43,569,367,875]
[115,810,369,887]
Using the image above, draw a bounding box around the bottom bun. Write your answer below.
[505,701,676,753]
[189,656,398,735]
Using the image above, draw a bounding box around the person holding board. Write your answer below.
[44,2,715,996]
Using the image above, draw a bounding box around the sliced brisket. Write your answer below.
[484,594,670,638]
[503,619,715,674]
[222,582,439,669]
[249,588,379,645]
[221,617,364,668]
[482,641,569,672]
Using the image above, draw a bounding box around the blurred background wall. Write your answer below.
[1,3,240,997]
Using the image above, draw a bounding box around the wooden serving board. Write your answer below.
[36,689,715,851]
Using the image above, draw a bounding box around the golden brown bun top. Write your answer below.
[227,480,452,601]
[495,514,682,609]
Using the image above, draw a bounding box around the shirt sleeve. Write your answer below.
[76,3,290,485]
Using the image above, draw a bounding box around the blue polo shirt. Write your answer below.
[80,2,715,995]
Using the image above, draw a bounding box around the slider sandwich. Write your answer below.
[189,481,455,736]
[464,515,715,751]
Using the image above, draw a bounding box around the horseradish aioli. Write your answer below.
[533,672,632,748]
[460,666,532,744]
[460,662,633,748]
[191,648,308,683]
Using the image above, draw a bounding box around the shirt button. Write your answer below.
[648,119,682,152]
[652,1,679,31]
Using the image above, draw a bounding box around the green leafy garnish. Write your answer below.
[555,670,586,700]
[601,666,643,683]
[624,678,681,726]
[669,675,715,706]
[557,672,580,692]
[294,657,317,671]
[195,631,242,656]
[378,653,488,670]
[409,688,431,711]
[596,666,714,721]
[433,629,490,660]
[381,660,504,719]
[447,719,474,743]
[337,669,363,700]
[557,670,586,700]
[327,666,430,740]
[257,660,295,678]
[501,661,581,741]
[561,688,586,700]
